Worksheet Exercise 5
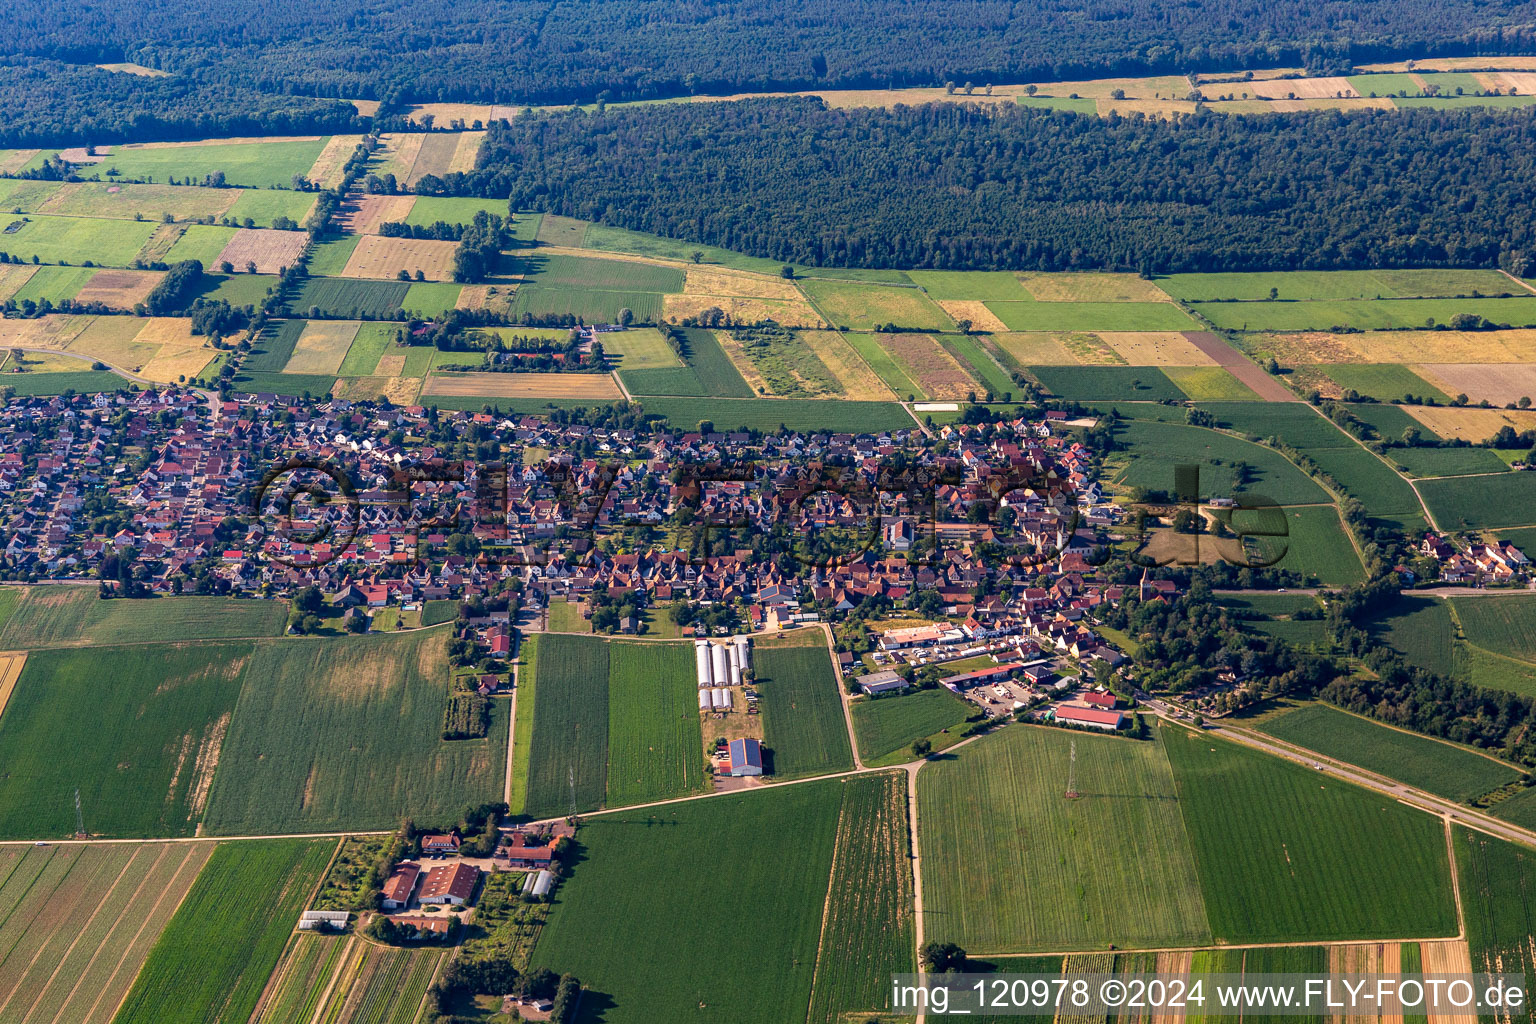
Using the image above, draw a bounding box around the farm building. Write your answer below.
[421,833,461,856]
[698,689,712,711]
[496,830,557,870]
[381,862,421,910]
[858,669,910,696]
[711,687,730,709]
[1055,705,1124,731]
[418,862,479,905]
[387,915,453,941]
[1081,691,1119,709]
[727,737,763,776]
[298,909,350,931]
[521,869,556,899]
[941,663,1017,689]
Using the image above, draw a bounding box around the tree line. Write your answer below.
[462,98,1536,273]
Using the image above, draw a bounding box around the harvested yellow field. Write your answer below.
[1421,941,1477,1024]
[1,350,90,373]
[1195,67,1305,84]
[662,292,826,328]
[448,132,486,174]
[0,264,39,301]
[129,317,217,382]
[1359,57,1536,72]
[0,652,25,719]
[136,223,184,263]
[455,284,516,315]
[694,88,1019,109]
[0,150,38,175]
[489,104,522,122]
[1405,406,1536,442]
[1245,76,1358,99]
[422,371,623,399]
[684,266,801,300]
[1256,330,1536,364]
[1101,331,1216,365]
[1484,71,1536,93]
[935,300,1008,332]
[283,321,363,375]
[332,375,424,404]
[375,133,426,180]
[993,332,1083,364]
[1019,272,1172,302]
[340,235,458,281]
[73,269,165,310]
[0,314,91,350]
[213,228,309,275]
[799,330,898,401]
[348,99,381,116]
[131,317,196,346]
[1414,363,1536,405]
[404,104,494,126]
[66,315,159,369]
[885,333,978,400]
[305,134,366,189]
[1027,75,1190,99]
[333,193,417,235]
[140,344,215,382]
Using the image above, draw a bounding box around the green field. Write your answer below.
[288,277,410,318]
[94,138,331,189]
[806,772,915,1024]
[509,283,662,324]
[940,332,1017,396]
[1032,365,1186,401]
[908,270,1032,301]
[1256,703,1519,802]
[0,641,252,838]
[1388,444,1510,477]
[1264,506,1366,585]
[1457,826,1536,1024]
[1110,419,1330,505]
[852,687,974,765]
[1449,595,1536,663]
[9,265,95,304]
[518,632,609,817]
[1,370,127,396]
[1365,594,1457,676]
[163,224,238,266]
[531,780,843,1024]
[1294,444,1423,515]
[1160,269,1521,302]
[604,640,707,807]
[637,396,913,433]
[0,213,156,266]
[577,222,783,273]
[988,301,1195,331]
[405,196,515,227]
[520,252,684,293]
[1420,471,1536,529]
[200,272,279,307]
[225,189,318,228]
[1217,592,1323,617]
[0,588,284,648]
[919,724,1212,952]
[801,278,954,331]
[1196,296,1536,331]
[1318,363,1450,403]
[1162,723,1457,943]
[233,371,337,398]
[251,934,348,1024]
[1163,365,1261,401]
[401,280,464,316]
[113,838,335,1024]
[306,234,361,276]
[1195,401,1355,448]
[202,628,508,833]
[336,321,398,375]
[1342,401,1432,441]
[1453,639,1536,701]
[753,630,855,779]
[1348,73,1425,97]
[843,331,926,398]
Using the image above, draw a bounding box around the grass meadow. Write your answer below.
[288,277,410,317]
[1162,723,1457,943]
[805,772,915,1024]
[531,781,843,1024]
[753,630,855,779]
[0,214,156,266]
[224,189,318,228]
[1160,269,1519,302]
[852,687,974,765]
[801,279,954,331]
[1031,365,1185,401]
[1,370,126,396]
[1366,594,1458,676]
[1195,296,1536,332]
[94,138,331,189]
[1387,445,1510,477]
[163,224,236,265]
[1319,363,1450,403]
[987,301,1195,332]
[918,724,1213,952]
[113,838,335,1024]
[1449,595,1536,662]
[10,266,96,304]
[0,641,252,838]
[1256,703,1519,802]
[202,628,508,833]
[908,270,1032,301]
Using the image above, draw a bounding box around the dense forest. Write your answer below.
[466,99,1536,273]
[7,0,1536,143]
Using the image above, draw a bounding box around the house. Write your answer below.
[387,915,453,941]
[496,830,557,870]
[421,833,461,856]
[857,669,910,696]
[1081,690,1118,710]
[727,737,763,777]
[1055,705,1123,730]
[417,862,479,905]
[381,863,420,910]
